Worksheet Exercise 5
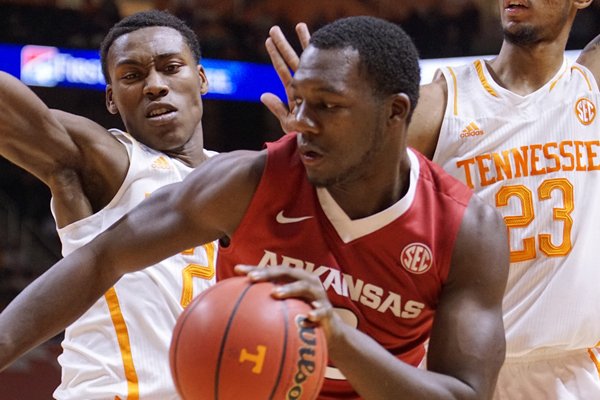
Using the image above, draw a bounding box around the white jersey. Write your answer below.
[433,59,600,358]
[51,129,217,400]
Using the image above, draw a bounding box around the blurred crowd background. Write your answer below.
[0,0,599,328]
[2,0,597,62]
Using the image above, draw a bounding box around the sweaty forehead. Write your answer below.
[107,26,190,65]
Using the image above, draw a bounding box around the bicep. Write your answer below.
[0,73,76,176]
[407,79,447,159]
[0,73,117,183]
[427,197,509,398]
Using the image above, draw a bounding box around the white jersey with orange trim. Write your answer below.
[51,129,217,400]
[433,58,600,358]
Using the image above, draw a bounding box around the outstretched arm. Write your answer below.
[238,195,509,399]
[0,149,264,372]
[577,34,600,85]
[261,23,310,133]
[0,71,125,186]
[0,72,128,226]
[0,72,79,182]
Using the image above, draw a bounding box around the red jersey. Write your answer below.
[217,133,472,399]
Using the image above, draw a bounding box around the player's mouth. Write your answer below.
[297,141,324,167]
[145,103,177,124]
[504,0,528,11]
[299,148,323,165]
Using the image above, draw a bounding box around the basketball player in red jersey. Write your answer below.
[263,1,600,398]
[0,16,509,399]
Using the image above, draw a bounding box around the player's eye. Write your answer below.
[164,64,181,73]
[122,72,139,80]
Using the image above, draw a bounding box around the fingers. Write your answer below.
[234,264,255,276]
[265,35,296,112]
[260,93,288,120]
[238,265,326,301]
[268,25,301,72]
[265,36,294,88]
[235,265,337,335]
[260,93,295,134]
[242,264,311,286]
[306,300,330,323]
[295,22,311,49]
[264,23,310,127]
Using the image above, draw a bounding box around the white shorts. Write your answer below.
[493,348,600,400]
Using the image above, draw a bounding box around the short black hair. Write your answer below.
[100,10,201,83]
[310,16,420,118]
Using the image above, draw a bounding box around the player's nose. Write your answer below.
[291,102,318,135]
[143,70,169,99]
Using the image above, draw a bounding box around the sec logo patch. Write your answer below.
[400,243,433,274]
[574,97,596,126]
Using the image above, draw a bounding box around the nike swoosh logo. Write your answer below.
[276,211,313,224]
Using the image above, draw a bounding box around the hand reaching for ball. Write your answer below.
[235,264,344,344]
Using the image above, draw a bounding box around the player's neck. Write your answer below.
[487,39,567,96]
[326,152,411,221]
[166,129,207,168]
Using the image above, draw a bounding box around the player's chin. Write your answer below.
[308,179,329,189]
[305,171,333,188]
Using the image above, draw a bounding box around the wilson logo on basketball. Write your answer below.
[400,243,433,274]
[575,97,596,126]
[460,122,485,138]
[287,315,321,399]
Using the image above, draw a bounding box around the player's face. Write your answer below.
[105,27,207,152]
[499,0,573,45]
[290,46,390,188]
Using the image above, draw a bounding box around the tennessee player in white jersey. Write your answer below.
[433,57,600,397]
[411,2,600,398]
[0,10,219,400]
[53,129,217,399]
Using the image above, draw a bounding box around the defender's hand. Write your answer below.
[261,23,311,134]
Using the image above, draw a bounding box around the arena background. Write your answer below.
[0,1,598,398]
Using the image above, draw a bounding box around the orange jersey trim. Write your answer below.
[105,287,140,400]
[587,347,600,381]
[571,65,593,91]
[474,60,499,98]
[447,66,458,116]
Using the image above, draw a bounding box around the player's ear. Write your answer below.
[198,65,209,95]
[573,0,593,10]
[106,85,118,114]
[388,93,411,125]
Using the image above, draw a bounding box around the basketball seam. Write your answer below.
[215,282,253,400]
[171,286,218,397]
[269,299,288,399]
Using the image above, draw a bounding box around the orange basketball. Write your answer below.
[170,276,328,400]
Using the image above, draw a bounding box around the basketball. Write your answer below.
[169,276,328,400]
